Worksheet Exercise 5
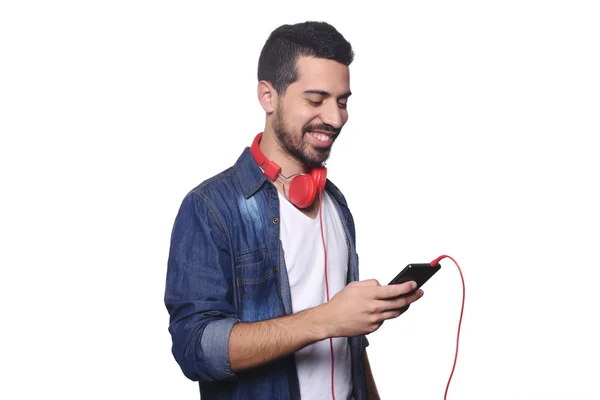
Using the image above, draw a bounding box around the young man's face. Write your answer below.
[272,56,351,169]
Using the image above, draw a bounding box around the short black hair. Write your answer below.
[257,21,354,94]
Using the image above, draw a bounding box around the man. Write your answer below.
[164,21,424,399]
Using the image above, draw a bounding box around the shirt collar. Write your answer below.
[234,147,270,199]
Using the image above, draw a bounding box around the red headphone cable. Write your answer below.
[318,191,336,400]
[318,196,464,400]
[429,255,465,400]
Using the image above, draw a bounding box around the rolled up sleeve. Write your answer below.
[201,318,239,380]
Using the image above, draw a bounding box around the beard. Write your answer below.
[272,102,341,169]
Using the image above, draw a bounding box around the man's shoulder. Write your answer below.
[187,165,237,197]
[185,147,253,200]
[180,145,266,211]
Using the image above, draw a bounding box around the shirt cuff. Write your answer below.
[200,318,240,380]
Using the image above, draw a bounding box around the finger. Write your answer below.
[396,289,424,307]
[378,289,424,311]
[352,279,380,288]
[369,321,384,333]
[379,306,410,321]
[375,281,416,299]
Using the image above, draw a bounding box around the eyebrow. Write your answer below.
[303,89,352,99]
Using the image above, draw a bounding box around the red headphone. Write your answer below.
[250,132,327,209]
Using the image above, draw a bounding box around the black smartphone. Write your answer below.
[388,263,441,290]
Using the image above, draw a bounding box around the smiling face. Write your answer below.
[271,56,351,169]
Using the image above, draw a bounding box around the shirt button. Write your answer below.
[273,218,279,224]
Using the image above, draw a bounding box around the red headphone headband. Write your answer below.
[250,132,281,181]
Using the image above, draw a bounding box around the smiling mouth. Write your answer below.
[310,131,333,143]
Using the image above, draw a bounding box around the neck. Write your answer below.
[259,128,309,178]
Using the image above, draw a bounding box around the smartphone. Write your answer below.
[388,263,441,290]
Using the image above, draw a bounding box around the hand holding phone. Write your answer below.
[388,263,441,292]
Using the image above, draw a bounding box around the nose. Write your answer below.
[321,101,345,129]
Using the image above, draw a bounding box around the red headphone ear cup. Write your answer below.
[311,167,327,195]
[288,174,317,209]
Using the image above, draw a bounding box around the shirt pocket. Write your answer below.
[234,245,282,322]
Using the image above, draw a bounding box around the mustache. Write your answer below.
[302,123,341,137]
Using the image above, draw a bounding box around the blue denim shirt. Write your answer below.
[164,146,369,399]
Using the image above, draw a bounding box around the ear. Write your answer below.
[257,80,276,114]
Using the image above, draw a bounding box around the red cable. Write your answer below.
[318,201,466,400]
[318,192,335,400]
[429,254,465,400]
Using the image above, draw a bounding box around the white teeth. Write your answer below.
[312,132,331,142]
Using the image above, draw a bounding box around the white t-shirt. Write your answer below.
[278,190,352,400]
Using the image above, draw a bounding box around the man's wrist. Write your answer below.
[305,303,332,341]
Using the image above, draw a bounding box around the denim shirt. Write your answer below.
[164,146,369,399]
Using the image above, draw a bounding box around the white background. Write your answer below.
[1,1,599,399]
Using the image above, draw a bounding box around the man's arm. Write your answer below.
[229,305,326,371]
[228,279,424,372]
[165,193,240,382]
[167,193,424,379]
[364,350,381,400]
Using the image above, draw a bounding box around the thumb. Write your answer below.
[351,279,380,287]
